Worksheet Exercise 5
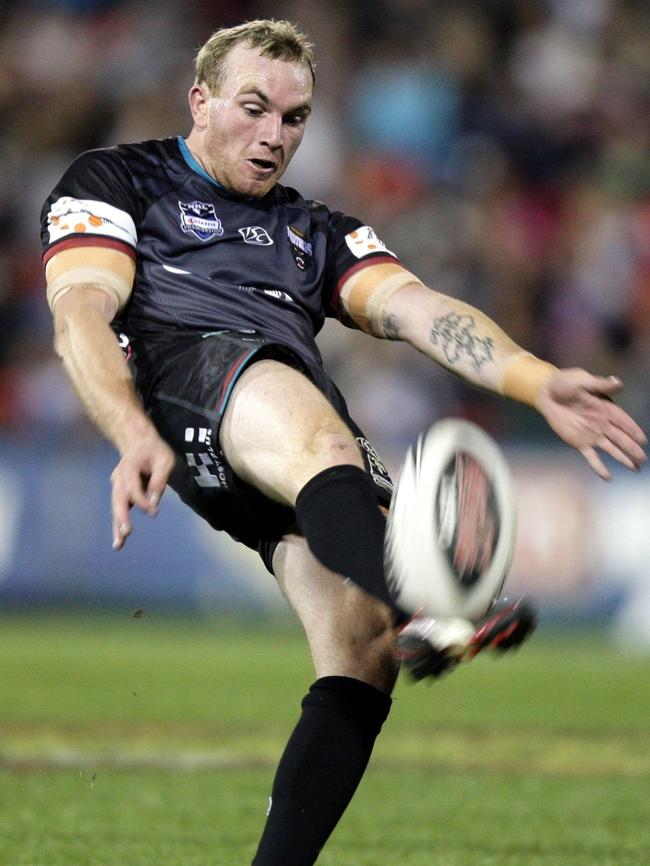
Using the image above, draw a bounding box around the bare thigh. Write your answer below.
[219,359,364,506]
[273,533,399,694]
[221,359,398,691]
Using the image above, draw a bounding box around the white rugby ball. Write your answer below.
[385,418,516,621]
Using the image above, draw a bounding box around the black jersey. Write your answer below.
[40,136,399,371]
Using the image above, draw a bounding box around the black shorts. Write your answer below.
[134,330,393,572]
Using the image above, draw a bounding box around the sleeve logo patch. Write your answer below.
[345,226,396,259]
[47,197,137,246]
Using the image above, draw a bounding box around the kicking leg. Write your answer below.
[251,534,397,866]
[220,359,399,615]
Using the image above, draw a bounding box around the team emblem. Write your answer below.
[239,226,274,246]
[179,200,224,241]
[287,225,313,271]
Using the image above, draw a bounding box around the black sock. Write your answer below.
[295,464,397,613]
[251,676,392,866]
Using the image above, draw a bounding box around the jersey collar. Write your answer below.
[177,136,223,187]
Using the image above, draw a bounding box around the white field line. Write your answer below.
[0,748,273,771]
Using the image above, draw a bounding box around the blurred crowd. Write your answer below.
[1,0,649,463]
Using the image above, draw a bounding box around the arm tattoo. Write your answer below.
[430,312,495,371]
[381,313,401,340]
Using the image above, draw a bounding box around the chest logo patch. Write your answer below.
[179,200,224,241]
[239,226,274,246]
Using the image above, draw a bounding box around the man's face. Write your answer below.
[195,43,313,197]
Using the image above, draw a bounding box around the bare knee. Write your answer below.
[308,424,362,467]
[333,596,399,694]
[275,535,399,693]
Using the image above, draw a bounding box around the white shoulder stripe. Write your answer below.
[47,197,137,247]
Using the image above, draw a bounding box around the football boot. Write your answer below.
[396,597,538,681]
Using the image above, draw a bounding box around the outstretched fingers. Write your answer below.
[587,375,646,447]
[596,402,647,469]
[606,404,647,454]
[607,423,646,469]
[579,446,610,480]
[541,368,647,477]
[579,403,647,478]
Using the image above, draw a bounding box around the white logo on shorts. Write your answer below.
[356,437,394,494]
[184,427,228,487]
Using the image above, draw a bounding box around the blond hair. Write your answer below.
[195,19,315,93]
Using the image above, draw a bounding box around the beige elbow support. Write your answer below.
[45,248,135,312]
[46,266,133,312]
[339,266,422,335]
[499,352,558,407]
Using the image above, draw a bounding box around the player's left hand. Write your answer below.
[537,369,647,479]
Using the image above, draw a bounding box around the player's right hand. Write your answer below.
[110,432,176,550]
[537,368,647,479]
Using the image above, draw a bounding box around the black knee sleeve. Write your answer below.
[295,464,395,611]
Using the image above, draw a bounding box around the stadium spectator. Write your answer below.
[1,0,649,446]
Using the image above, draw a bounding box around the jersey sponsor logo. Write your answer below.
[345,226,396,260]
[239,226,274,246]
[46,197,137,246]
[179,200,224,241]
[287,225,313,271]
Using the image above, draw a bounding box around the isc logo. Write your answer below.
[239,226,274,246]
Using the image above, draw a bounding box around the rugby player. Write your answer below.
[41,20,646,866]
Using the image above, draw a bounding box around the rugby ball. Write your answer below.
[385,419,516,621]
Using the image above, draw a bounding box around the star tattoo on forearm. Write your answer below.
[430,312,495,371]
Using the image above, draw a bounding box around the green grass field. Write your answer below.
[1,613,649,866]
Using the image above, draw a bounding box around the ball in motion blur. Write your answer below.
[385,419,516,620]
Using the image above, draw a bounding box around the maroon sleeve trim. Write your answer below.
[330,255,402,313]
[42,235,136,265]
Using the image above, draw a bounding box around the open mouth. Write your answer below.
[248,158,276,172]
